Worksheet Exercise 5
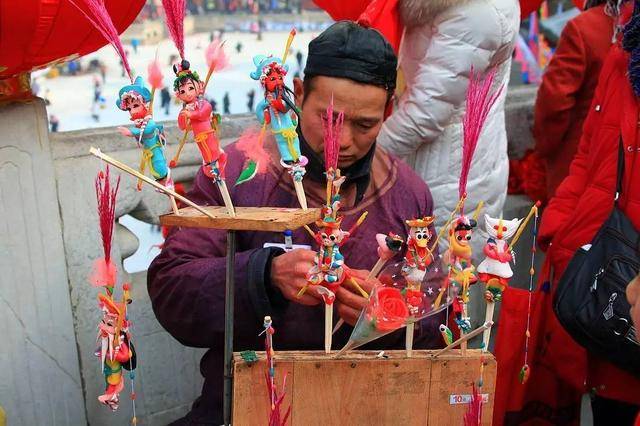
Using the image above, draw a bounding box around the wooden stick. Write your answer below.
[347,277,369,298]
[472,200,484,222]
[303,225,315,238]
[293,179,308,210]
[482,302,496,352]
[325,303,333,354]
[367,257,387,280]
[281,29,296,64]
[507,202,541,252]
[169,195,179,215]
[332,318,344,335]
[427,196,466,258]
[171,126,190,166]
[406,322,415,357]
[89,147,218,220]
[432,321,494,358]
[216,179,236,217]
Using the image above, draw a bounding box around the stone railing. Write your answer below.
[0,84,537,425]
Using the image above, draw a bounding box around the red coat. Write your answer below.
[538,44,640,405]
[533,5,614,197]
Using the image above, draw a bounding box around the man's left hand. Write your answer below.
[335,269,380,327]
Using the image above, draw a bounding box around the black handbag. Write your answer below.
[553,139,640,378]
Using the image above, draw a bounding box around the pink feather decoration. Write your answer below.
[90,258,117,289]
[161,0,187,59]
[147,59,164,90]
[69,0,133,82]
[206,39,230,72]
[463,384,483,426]
[322,97,344,172]
[236,127,270,174]
[459,67,503,202]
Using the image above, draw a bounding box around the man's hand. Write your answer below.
[335,269,380,326]
[270,249,322,306]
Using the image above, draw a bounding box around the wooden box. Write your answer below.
[233,350,496,425]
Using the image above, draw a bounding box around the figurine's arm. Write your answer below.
[255,99,269,125]
[114,341,131,363]
[189,99,213,121]
[177,111,189,130]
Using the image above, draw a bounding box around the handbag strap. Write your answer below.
[615,137,625,204]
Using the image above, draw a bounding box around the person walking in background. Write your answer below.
[49,115,59,132]
[131,37,140,54]
[296,50,303,69]
[533,0,622,198]
[222,92,230,114]
[246,89,255,112]
[377,0,520,257]
[161,87,172,116]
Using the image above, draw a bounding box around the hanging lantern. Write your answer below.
[0,0,145,101]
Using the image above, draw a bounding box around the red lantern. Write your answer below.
[0,0,145,100]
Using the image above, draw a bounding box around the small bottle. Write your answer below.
[284,229,293,251]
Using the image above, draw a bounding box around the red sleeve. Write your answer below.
[190,99,213,121]
[533,20,586,158]
[537,47,621,249]
[177,111,188,130]
[538,91,596,249]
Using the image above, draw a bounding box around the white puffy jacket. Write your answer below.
[378,0,520,255]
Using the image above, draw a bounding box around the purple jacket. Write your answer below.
[147,143,443,424]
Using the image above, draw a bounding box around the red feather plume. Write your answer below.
[69,0,133,82]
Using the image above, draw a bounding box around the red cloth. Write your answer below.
[312,0,402,53]
[520,0,545,18]
[496,43,640,424]
[533,6,614,197]
[494,285,582,425]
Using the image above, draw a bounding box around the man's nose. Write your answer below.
[339,124,353,149]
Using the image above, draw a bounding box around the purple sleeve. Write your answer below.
[146,172,286,348]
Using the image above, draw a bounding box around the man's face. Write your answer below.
[294,76,388,168]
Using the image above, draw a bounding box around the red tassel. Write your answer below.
[69,0,133,82]
[322,97,344,172]
[161,0,187,59]
[463,384,483,426]
[95,165,120,264]
[459,67,503,203]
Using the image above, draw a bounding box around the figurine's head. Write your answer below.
[484,214,522,241]
[316,216,346,247]
[116,76,151,119]
[449,216,477,259]
[173,59,203,103]
[406,217,434,248]
[97,293,121,337]
[251,55,288,93]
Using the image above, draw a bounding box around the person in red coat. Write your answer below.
[527,3,640,423]
[533,0,619,197]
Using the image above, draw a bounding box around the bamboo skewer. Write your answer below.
[89,147,220,219]
[433,321,494,358]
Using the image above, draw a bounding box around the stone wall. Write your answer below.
[0,84,537,425]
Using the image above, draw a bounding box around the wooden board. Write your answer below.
[159,206,321,232]
[232,350,496,426]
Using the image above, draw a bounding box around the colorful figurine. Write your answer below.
[261,316,290,426]
[95,293,135,411]
[174,60,226,181]
[116,76,173,192]
[477,214,522,351]
[477,215,522,302]
[249,29,308,209]
[446,215,479,333]
[402,216,435,356]
[298,101,367,353]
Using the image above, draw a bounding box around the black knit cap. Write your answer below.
[304,20,397,91]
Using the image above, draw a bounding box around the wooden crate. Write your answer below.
[233,350,496,426]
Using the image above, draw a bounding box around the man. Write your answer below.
[148,21,442,425]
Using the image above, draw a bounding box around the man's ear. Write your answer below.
[293,77,304,109]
